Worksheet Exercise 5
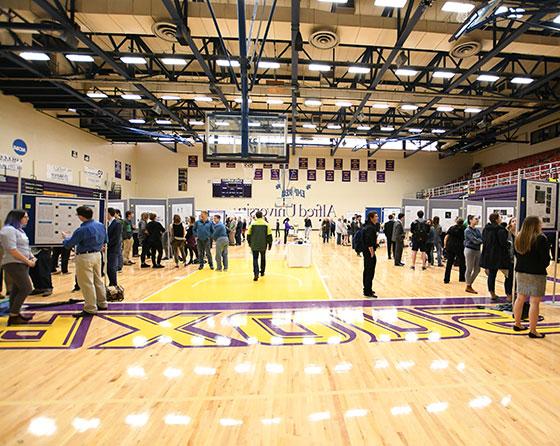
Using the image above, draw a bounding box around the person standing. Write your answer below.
[480,213,510,301]
[362,211,379,298]
[0,210,36,325]
[443,217,466,284]
[247,211,273,281]
[335,218,344,245]
[283,218,291,244]
[410,210,429,270]
[51,245,71,274]
[464,215,483,294]
[504,218,516,302]
[235,218,243,246]
[432,216,444,267]
[321,218,330,243]
[330,218,336,239]
[384,214,395,260]
[194,211,214,270]
[146,213,165,269]
[138,212,150,268]
[242,218,248,242]
[212,214,229,272]
[228,217,237,246]
[304,217,312,240]
[185,216,197,265]
[275,219,280,238]
[169,214,187,268]
[114,209,125,271]
[106,208,122,287]
[122,210,135,265]
[29,247,53,297]
[513,216,550,338]
[392,213,405,266]
[62,206,107,318]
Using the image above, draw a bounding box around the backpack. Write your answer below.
[106,285,125,302]
[414,220,429,244]
[353,228,365,253]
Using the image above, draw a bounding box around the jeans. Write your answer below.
[107,251,119,286]
[362,250,377,295]
[435,241,443,266]
[197,239,213,268]
[464,248,481,286]
[252,250,266,277]
[29,248,53,290]
[284,229,289,244]
[140,238,150,264]
[444,250,466,283]
[3,263,33,314]
[394,239,404,265]
[487,268,498,293]
[426,243,434,265]
[215,237,229,270]
[171,239,186,265]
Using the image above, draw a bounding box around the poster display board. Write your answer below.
[486,206,515,225]
[466,204,483,227]
[0,195,15,224]
[134,204,166,227]
[22,195,103,246]
[382,207,401,223]
[404,205,425,230]
[108,201,127,213]
[171,203,193,223]
[520,180,558,230]
[431,208,459,231]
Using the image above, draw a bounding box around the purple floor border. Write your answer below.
[25,295,558,312]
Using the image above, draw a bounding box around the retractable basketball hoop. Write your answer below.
[203,112,289,164]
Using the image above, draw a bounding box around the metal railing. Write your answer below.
[424,160,560,198]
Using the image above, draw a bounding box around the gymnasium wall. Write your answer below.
[0,94,136,196]
[132,143,471,225]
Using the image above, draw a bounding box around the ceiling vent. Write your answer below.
[152,21,178,42]
[450,38,482,58]
[309,29,339,50]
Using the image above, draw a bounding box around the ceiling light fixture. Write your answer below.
[86,91,107,99]
[161,95,181,100]
[511,77,534,85]
[258,60,280,69]
[248,122,261,127]
[217,59,240,67]
[442,2,475,14]
[380,126,395,132]
[308,63,331,72]
[303,123,317,129]
[234,97,252,103]
[395,68,418,76]
[121,94,142,100]
[65,54,94,62]
[335,101,353,107]
[477,74,499,82]
[432,128,446,134]
[215,121,230,127]
[156,119,172,125]
[161,57,187,65]
[437,105,454,112]
[374,0,407,7]
[189,120,204,126]
[554,14,560,24]
[327,124,342,130]
[120,56,147,64]
[348,66,370,74]
[357,125,371,131]
[433,71,456,79]
[129,118,145,124]
[194,96,213,102]
[372,103,389,109]
[267,98,284,105]
[409,128,423,133]
[271,122,285,128]
[19,51,50,61]
[304,99,322,107]
[464,107,482,113]
[401,104,418,110]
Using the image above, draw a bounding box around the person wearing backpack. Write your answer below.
[444,217,466,284]
[361,211,379,298]
[410,210,429,270]
[392,213,405,266]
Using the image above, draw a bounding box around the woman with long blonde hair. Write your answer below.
[513,216,550,338]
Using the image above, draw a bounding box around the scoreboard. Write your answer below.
[212,179,252,198]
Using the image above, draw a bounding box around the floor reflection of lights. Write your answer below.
[219,418,243,427]
[164,413,191,426]
[374,359,389,369]
[266,363,284,374]
[308,411,331,422]
[469,396,492,409]
[334,361,352,373]
[344,408,368,418]
[234,362,254,374]
[261,417,282,425]
[304,364,323,375]
[127,365,146,378]
[430,359,449,370]
[163,367,182,378]
[125,412,149,427]
[194,366,216,376]
[72,417,100,432]
[425,402,448,414]
[28,417,57,436]
[391,405,412,416]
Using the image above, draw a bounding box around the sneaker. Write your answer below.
[153,264,165,269]
[141,263,150,268]
[42,289,53,297]
[260,272,265,277]
[30,289,45,295]
[465,286,477,294]
[7,315,29,326]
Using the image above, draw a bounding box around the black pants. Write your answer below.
[132,232,140,256]
[252,250,266,277]
[51,247,70,273]
[150,240,163,266]
[337,233,342,245]
[29,249,53,290]
[444,251,466,283]
[426,243,434,265]
[235,232,242,245]
[140,239,150,264]
[362,250,377,295]
[275,228,280,238]
[107,251,119,286]
[386,239,394,259]
[284,229,289,244]
[394,239,404,265]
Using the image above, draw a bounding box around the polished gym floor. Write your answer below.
[1,234,559,445]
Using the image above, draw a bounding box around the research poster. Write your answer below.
[171,203,194,223]
[135,204,166,227]
[486,207,515,225]
[431,208,459,231]
[466,204,483,227]
[404,205,425,230]
[382,207,401,223]
[34,197,101,245]
[524,180,557,230]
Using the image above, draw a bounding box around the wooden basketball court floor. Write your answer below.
[1,235,559,445]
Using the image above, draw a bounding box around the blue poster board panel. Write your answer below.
[365,207,382,220]
[22,195,105,246]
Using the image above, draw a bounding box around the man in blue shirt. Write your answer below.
[62,205,108,318]
[211,214,229,271]
[193,211,214,270]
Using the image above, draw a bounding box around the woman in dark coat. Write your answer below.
[443,218,466,284]
[480,212,510,301]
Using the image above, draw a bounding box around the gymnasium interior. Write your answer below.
[0,0,560,444]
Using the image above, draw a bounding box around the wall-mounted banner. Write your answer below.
[125,163,132,181]
[334,158,343,170]
[114,160,122,179]
[316,158,326,170]
[367,159,377,171]
[263,163,273,169]
[0,153,23,171]
[281,187,307,199]
[254,168,263,180]
[325,170,335,182]
[12,139,27,156]
[178,168,188,191]
[271,168,280,180]
[307,169,317,181]
[210,162,220,168]
[386,159,395,171]
[226,162,236,168]
[359,171,368,182]
[188,155,198,167]
[351,159,360,170]
[299,157,308,169]
[289,169,298,181]
[47,164,73,183]
[342,170,351,182]
[83,166,104,188]
[377,171,386,183]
